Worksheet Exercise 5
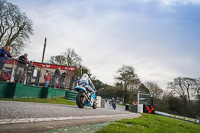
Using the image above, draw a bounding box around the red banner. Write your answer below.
[6,59,76,71]
[33,62,76,71]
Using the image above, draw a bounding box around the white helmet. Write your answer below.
[82,73,89,79]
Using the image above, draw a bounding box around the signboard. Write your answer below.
[5,59,76,71]
[0,67,11,80]
[33,62,76,71]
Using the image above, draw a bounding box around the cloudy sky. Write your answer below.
[8,0,200,89]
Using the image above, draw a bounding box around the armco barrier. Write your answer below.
[155,111,200,124]
[65,90,78,101]
[0,82,66,98]
[41,87,66,98]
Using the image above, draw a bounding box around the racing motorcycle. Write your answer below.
[74,84,97,109]
[112,102,116,110]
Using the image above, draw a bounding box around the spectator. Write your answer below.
[44,70,48,80]
[26,61,35,84]
[54,67,60,88]
[49,72,54,87]
[35,69,41,86]
[64,72,68,89]
[0,46,12,75]
[75,77,80,87]
[45,73,51,87]
[70,75,76,90]
[14,53,30,83]
[60,71,67,89]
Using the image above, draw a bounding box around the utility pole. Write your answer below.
[38,38,47,86]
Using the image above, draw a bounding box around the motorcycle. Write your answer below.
[112,102,116,110]
[74,84,97,109]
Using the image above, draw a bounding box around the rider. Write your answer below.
[112,97,116,109]
[112,97,116,104]
[79,73,95,92]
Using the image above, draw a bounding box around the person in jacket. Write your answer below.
[70,75,76,90]
[45,73,51,87]
[14,53,30,83]
[75,77,80,87]
[35,68,42,86]
[26,61,35,84]
[54,67,60,88]
[60,71,67,89]
[0,46,12,74]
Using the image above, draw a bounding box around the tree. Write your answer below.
[97,85,118,99]
[49,48,82,66]
[0,0,33,56]
[167,77,200,117]
[145,81,163,99]
[49,55,66,65]
[63,49,82,67]
[138,83,150,94]
[116,65,140,103]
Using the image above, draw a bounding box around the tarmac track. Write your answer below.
[0,101,141,133]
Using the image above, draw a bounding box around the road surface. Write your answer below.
[0,101,141,133]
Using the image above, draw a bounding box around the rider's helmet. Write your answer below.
[82,73,89,78]
[80,73,89,85]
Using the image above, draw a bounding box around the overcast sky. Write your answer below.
[8,0,200,89]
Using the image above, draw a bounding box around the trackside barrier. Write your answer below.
[129,105,137,113]
[96,96,101,108]
[65,90,78,101]
[155,111,200,124]
[0,81,66,98]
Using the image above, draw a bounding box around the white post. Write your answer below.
[137,91,143,113]
[137,91,140,105]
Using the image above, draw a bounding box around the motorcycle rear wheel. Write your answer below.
[76,92,85,108]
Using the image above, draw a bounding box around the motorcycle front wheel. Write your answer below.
[92,101,97,109]
[113,103,116,110]
[76,92,85,108]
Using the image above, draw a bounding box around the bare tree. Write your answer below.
[0,0,33,56]
[63,48,82,67]
[49,48,82,66]
[49,55,66,65]
[145,81,163,99]
[167,77,199,117]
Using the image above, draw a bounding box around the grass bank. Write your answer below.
[0,97,76,105]
[116,103,125,107]
[96,113,200,133]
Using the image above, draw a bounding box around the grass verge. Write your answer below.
[0,97,76,106]
[116,103,125,107]
[96,113,200,133]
